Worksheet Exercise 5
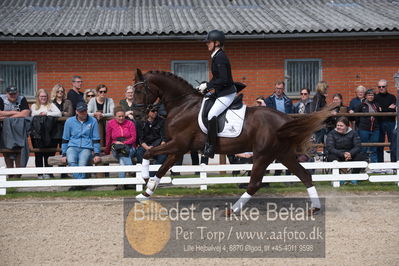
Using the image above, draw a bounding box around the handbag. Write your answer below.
[111,143,130,157]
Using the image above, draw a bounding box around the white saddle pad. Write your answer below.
[198,97,246,138]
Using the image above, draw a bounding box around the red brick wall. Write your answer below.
[1,38,398,106]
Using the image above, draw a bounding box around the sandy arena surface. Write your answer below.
[0,191,398,266]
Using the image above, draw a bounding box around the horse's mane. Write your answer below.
[147,70,202,95]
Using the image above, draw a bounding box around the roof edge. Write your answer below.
[0,31,398,41]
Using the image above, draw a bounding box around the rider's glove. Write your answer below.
[197,82,208,93]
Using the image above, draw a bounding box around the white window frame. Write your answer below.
[171,60,208,87]
[0,61,37,97]
[284,59,322,96]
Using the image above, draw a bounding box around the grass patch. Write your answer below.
[1,180,397,199]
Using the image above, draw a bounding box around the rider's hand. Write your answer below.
[197,82,208,93]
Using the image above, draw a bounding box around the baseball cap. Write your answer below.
[76,102,88,112]
[6,86,17,94]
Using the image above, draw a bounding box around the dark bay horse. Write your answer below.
[133,69,330,213]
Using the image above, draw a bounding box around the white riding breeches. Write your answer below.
[207,92,236,120]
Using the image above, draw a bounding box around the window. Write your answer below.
[284,59,322,95]
[171,60,208,87]
[0,62,37,97]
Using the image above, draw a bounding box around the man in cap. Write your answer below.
[0,86,30,177]
[136,104,167,177]
[0,86,30,120]
[61,102,101,188]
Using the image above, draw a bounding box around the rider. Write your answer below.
[198,30,237,158]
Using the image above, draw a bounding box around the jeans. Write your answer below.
[358,129,380,163]
[136,146,167,177]
[377,121,395,162]
[66,147,93,179]
[111,147,136,178]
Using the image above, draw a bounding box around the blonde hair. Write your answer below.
[34,89,51,110]
[316,81,328,94]
[83,88,97,103]
[50,84,65,101]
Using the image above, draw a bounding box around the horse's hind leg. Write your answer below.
[279,153,321,211]
[230,155,274,214]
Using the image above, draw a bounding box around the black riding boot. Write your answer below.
[204,116,218,158]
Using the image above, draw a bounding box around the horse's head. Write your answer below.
[133,68,160,107]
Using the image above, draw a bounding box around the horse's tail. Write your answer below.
[277,107,333,154]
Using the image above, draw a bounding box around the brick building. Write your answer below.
[0,0,399,105]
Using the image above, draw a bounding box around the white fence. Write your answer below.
[0,161,398,195]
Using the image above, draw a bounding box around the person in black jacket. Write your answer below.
[374,79,396,162]
[136,105,167,175]
[355,89,381,163]
[326,117,366,184]
[197,30,237,158]
[311,81,328,143]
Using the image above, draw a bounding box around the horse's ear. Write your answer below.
[135,68,144,82]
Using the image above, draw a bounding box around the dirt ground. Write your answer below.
[0,191,398,266]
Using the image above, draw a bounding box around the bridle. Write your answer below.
[133,79,198,109]
[132,80,157,109]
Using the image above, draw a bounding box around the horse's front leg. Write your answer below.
[136,153,179,201]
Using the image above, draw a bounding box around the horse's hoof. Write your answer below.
[308,207,321,216]
[135,193,149,202]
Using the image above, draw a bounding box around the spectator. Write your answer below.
[264,80,293,113]
[255,96,266,107]
[105,106,137,180]
[88,84,115,146]
[326,93,348,133]
[88,84,115,119]
[264,80,292,177]
[355,89,381,163]
[51,84,73,117]
[0,86,30,178]
[83,88,96,103]
[67,75,84,112]
[311,81,328,112]
[349,85,366,113]
[311,81,329,143]
[119,85,135,121]
[348,85,366,130]
[325,117,366,185]
[51,84,74,178]
[30,88,62,179]
[61,102,101,189]
[136,105,167,176]
[293,88,312,114]
[374,79,396,162]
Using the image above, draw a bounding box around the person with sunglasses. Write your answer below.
[87,84,115,120]
[374,79,396,162]
[67,75,84,112]
[136,105,167,177]
[293,88,312,114]
[83,89,96,103]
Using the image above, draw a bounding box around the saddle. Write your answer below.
[201,94,244,133]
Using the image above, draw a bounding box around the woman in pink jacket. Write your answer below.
[106,106,137,178]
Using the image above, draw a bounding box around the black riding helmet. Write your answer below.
[204,30,225,46]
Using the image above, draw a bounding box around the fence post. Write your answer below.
[0,167,6,195]
[331,161,340,188]
[135,164,143,192]
[200,163,207,190]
